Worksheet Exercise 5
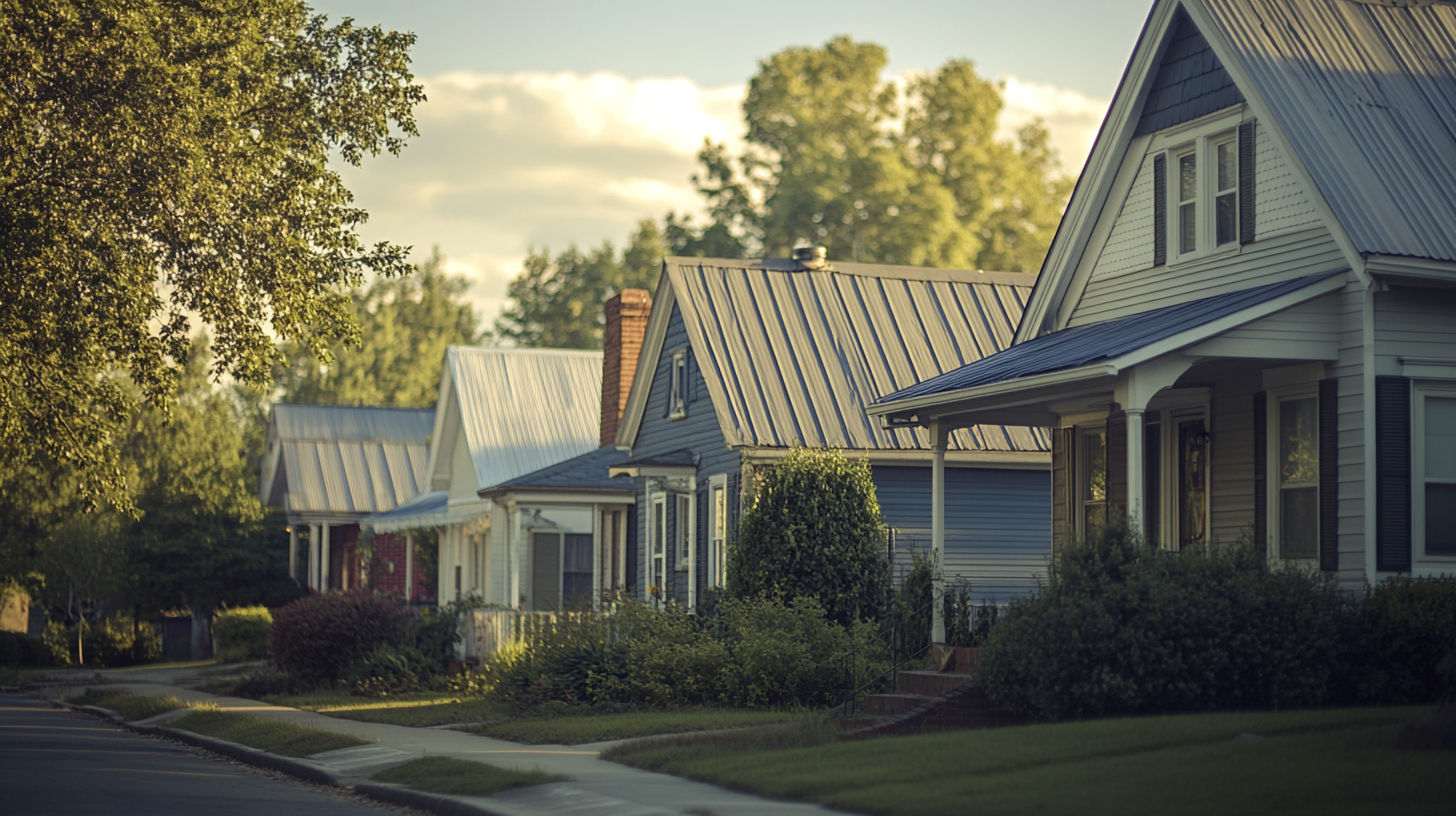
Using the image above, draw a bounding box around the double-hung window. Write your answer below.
[1081,428,1108,533]
[1273,394,1319,560]
[669,350,688,419]
[650,494,666,602]
[1169,131,1240,260]
[1415,383,1456,561]
[708,475,727,588]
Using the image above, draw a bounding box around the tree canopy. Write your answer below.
[277,248,482,407]
[497,36,1069,349]
[0,0,424,507]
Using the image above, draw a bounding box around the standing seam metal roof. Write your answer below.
[666,258,1049,454]
[268,405,434,516]
[1202,0,1456,262]
[445,347,605,491]
[878,270,1344,404]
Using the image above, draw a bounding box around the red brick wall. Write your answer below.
[601,288,652,447]
[370,533,429,601]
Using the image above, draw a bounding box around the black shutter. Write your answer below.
[1375,376,1412,572]
[1318,379,1339,572]
[1153,154,1167,266]
[1239,119,1256,245]
[726,470,741,586]
[1253,391,1268,551]
[1107,410,1127,517]
[625,503,639,599]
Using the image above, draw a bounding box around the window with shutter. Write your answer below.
[1413,381,1456,565]
[1151,116,1256,262]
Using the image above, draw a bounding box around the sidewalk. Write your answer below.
[37,674,839,816]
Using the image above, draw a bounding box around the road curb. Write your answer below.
[353,782,513,816]
[45,693,516,816]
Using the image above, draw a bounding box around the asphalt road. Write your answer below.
[0,692,411,816]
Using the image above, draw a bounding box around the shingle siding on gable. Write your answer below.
[1253,124,1321,236]
[1135,8,1245,137]
[1093,154,1158,279]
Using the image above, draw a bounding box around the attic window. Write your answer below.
[1154,118,1256,265]
[669,350,688,420]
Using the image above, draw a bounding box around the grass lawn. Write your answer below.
[265,691,511,727]
[604,706,1456,816]
[68,689,188,721]
[465,707,794,745]
[373,756,565,796]
[168,710,372,757]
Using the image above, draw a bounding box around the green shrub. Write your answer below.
[977,519,1347,721]
[718,595,864,708]
[213,606,272,663]
[0,630,51,667]
[270,591,415,684]
[1355,576,1456,704]
[347,644,436,696]
[730,447,888,626]
[413,605,462,670]
[41,617,161,667]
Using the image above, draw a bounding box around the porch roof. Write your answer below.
[872,270,1344,420]
[360,490,449,534]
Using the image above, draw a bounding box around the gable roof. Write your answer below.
[1018,0,1456,343]
[482,445,634,496]
[877,269,1344,409]
[435,346,604,492]
[616,257,1050,455]
[261,404,434,516]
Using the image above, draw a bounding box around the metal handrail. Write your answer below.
[840,588,946,719]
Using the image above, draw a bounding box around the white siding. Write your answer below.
[1071,226,1345,326]
[1209,362,1262,546]
[1253,123,1321,236]
[1333,282,1367,587]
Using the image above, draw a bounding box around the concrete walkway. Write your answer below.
[35,673,840,816]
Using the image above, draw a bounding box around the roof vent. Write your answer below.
[793,245,828,270]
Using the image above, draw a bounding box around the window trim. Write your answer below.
[669,349,688,420]
[708,474,728,590]
[674,492,696,607]
[1150,106,1248,268]
[1077,425,1109,536]
[650,492,667,604]
[1265,385,1320,562]
[1413,380,1456,570]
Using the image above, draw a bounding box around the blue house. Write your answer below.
[611,256,1052,607]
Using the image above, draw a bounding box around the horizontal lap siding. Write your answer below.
[1211,296,1337,344]
[1210,365,1262,545]
[631,305,739,600]
[874,466,1050,603]
[1070,124,1329,328]
[1072,227,1345,325]
[1334,284,1367,585]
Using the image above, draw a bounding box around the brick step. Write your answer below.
[863,693,932,716]
[843,682,1024,741]
[933,645,982,674]
[897,670,976,696]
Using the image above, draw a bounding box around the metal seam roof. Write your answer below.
[666,258,1050,454]
[1202,0,1456,262]
[445,346,605,491]
[268,405,434,516]
[878,269,1345,404]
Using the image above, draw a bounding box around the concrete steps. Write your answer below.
[844,646,1020,740]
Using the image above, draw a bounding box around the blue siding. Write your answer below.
[1134,7,1244,137]
[630,304,740,602]
[874,466,1050,603]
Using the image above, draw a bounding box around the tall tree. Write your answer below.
[0,0,424,508]
[277,248,482,407]
[494,220,665,349]
[705,36,1071,270]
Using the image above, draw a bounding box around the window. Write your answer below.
[1177,418,1210,551]
[1164,130,1240,260]
[599,508,625,595]
[709,476,727,588]
[1415,385,1456,560]
[1275,396,1318,559]
[1082,429,1108,532]
[669,350,688,419]
[562,533,593,603]
[651,495,666,601]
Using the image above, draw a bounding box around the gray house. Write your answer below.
[871,0,1456,589]
[611,257,1052,607]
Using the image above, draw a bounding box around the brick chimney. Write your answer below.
[601,289,652,447]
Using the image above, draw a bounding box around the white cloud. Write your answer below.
[337,70,1107,331]
[997,76,1109,175]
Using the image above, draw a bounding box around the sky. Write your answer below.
[307,0,1157,330]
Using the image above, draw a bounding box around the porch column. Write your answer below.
[321,524,331,591]
[288,526,298,582]
[308,524,321,590]
[1126,408,1145,533]
[930,419,948,645]
[405,531,414,603]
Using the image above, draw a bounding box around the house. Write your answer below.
[258,404,434,592]
[363,346,608,610]
[611,256,1053,608]
[869,0,1456,597]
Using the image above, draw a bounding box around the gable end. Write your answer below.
[1135,7,1245,137]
